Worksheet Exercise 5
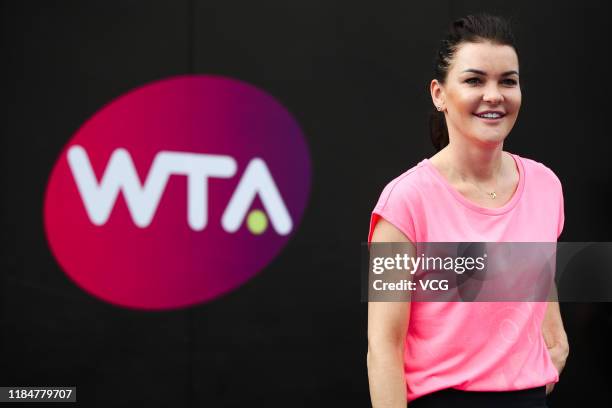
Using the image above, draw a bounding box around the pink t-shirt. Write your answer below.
[368,152,564,402]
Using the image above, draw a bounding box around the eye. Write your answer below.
[465,77,482,85]
[502,78,518,86]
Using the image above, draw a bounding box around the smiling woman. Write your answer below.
[433,42,521,148]
[367,14,568,408]
[429,15,522,154]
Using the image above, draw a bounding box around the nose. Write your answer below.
[482,84,504,105]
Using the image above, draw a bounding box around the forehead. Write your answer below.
[450,41,519,74]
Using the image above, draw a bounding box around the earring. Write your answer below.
[436,105,443,111]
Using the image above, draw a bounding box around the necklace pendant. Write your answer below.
[489,192,497,199]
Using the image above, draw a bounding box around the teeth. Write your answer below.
[478,113,502,118]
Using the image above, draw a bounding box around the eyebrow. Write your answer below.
[462,69,519,76]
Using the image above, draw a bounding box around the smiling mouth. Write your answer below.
[474,112,506,120]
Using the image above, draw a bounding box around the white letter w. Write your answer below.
[66,145,236,229]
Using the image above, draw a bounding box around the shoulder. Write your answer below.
[370,161,428,243]
[375,160,430,210]
[513,153,563,192]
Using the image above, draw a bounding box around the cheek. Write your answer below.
[506,91,522,113]
[451,92,481,115]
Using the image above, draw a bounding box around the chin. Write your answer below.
[477,125,510,139]
[472,132,508,146]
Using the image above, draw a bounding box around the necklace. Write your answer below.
[458,160,502,200]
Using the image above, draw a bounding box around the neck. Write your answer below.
[442,138,504,183]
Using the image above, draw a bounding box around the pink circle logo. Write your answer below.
[44,75,311,310]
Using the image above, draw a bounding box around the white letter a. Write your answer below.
[221,158,292,235]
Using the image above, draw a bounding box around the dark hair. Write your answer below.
[430,14,518,151]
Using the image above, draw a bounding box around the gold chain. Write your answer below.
[458,160,502,200]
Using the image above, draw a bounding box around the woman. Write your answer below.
[367,14,569,407]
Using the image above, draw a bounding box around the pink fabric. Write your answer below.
[368,153,564,402]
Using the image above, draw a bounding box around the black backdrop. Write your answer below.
[2,1,611,406]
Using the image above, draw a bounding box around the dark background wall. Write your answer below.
[1,0,611,406]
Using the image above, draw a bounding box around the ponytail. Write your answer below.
[429,108,449,152]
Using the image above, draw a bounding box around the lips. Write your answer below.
[474,110,506,119]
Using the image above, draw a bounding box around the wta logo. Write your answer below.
[44,75,311,310]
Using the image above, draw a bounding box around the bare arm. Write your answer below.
[542,300,569,395]
[367,219,415,407]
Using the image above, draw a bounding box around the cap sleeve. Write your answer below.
[368,176,418,244]
[557,182,565,240]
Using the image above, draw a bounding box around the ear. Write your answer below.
[430,79,445,112]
